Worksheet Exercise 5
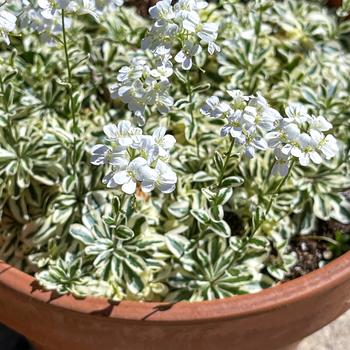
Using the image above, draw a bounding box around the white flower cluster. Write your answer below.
[0,8,17,45]
[201,91,338,175]
[18,0,73,40]
[91,121,177,194]
[142,0,220,70]
[110,0,221,126]
[267,104,338,175]
[16,0,123,39]
[110,54,174,126]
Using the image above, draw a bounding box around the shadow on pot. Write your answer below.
[0,323,33,350]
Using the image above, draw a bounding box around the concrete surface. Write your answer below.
[299,309,350,349]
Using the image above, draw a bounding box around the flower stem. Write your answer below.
[251,159,295,236]
[265,159,295,216]
[217,136,235,188]
[61,10,78,177]
[186,72,200,158]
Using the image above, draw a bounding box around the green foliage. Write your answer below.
[0,1,349,301]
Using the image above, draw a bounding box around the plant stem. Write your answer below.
[61,10,78,177]
[265,159,295,216]
[217,136,235,188]
[251,159,296,236]
[186,72,200,158]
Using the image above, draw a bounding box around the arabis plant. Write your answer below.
[0,0,349,301]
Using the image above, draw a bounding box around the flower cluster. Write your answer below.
[142,0,220,70]
[91,121,177,194]
[110,0,221,125]
[110,54,174,126]
[0,8,17,45]
[267,104,338,175]
[201,91,338,174]
[13,0,124,40]
[201,90,281,159]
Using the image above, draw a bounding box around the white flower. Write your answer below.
[197,19,218,36]
[200,96,230,118]
[103,121,142,147]
[92,120,177,194]
[111,54,173,123]
[227,90,249,109]
[284,103,310,125]
[19,4,72,39]
[150,62,173,79]
[152,127,176,157]
[0,9,16,45]
[310,115,332,132]
[310,130,338,159]
[243,102,281,133]
[240,132,268,159]
[143,0,219,59]
[142,160,177,194]
[117,65,144,82]
[104,157,155,194]
[90,144,126,166]
[136,136,161,166]
[175,40,202,70]
[116,80,146,115]
[144,78,174,114]
[296,133,322,166]
[38,0,73,19]
[149,0,175,22]
[174,0,208,19]
[221,110,244,138]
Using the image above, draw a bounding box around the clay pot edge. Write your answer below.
[1,251,350,323]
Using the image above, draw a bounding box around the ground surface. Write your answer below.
[0,310,349,349]
[299,309,350,350]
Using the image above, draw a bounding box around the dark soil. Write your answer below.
[125,0,158,16]
[286,218,350,280]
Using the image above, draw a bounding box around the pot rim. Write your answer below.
[1,251,350,323]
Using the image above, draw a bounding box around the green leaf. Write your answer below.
[0,148,16,162]
[69,224,95,245]
[174,68,187,84]
[114,225,134,241]
[192,83,211,93]
[191,209,210,224]
[168,200,190,218]
[208,220,231,238]
[192,171,215,182]
[331,200,350,224]
[62,175,77,193]
[165,233,190,259]
[301,87,318,106]
[214,151,224,171]
[267,265,285,280]
[216,187,233,205]
[221,176,244,188]
[253,207,263,232]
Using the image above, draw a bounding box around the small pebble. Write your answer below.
[323,250,333,260]
[318,261,326,268]
[301,242,308,252]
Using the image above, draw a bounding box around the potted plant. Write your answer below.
[0,0,350,349]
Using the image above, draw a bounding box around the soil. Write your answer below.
[125,0,158,16]
[286,219,350,280]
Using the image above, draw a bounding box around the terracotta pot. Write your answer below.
[1,252,350,350]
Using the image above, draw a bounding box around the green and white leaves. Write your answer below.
[1,0,350,303]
